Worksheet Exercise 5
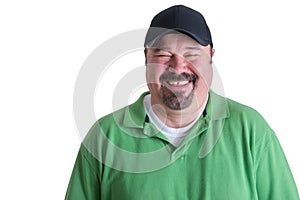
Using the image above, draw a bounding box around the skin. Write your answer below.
[145,33,215,128]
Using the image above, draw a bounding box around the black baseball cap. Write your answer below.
[144,5,213,48]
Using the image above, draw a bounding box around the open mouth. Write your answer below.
[160,72,197,89]
[166,80,190,86]
[162,80,193,93]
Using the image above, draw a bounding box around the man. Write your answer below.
[65,5,299,199]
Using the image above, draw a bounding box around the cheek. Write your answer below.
[146,68,162,94]
[146,64,166,85]
[200,66,213,86]
[189,61,213,87]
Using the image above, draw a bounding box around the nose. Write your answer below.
[167,54,187,73]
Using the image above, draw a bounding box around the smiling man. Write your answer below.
[65,5,299,199]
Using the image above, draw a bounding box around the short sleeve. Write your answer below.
[255,130,299,199]
[65,144,101,200]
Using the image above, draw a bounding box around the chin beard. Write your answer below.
[159,72,197,110]
[161,86,194,110]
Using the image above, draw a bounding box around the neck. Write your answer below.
[151,93,208,128]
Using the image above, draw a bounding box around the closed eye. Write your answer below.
[153,49,172,58]
[185,54,199,57]
[156,54,172,57]
[184,54,200,61]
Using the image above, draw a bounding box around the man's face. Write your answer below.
[145,33,214,110]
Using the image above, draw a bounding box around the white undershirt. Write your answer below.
[143,94,207,147]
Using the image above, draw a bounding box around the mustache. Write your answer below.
[159,72,197,84]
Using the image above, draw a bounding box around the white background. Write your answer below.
[0,0,299,199]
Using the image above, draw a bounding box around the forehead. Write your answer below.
[153,33,202,50]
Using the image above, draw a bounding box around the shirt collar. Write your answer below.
[122,90,230,129]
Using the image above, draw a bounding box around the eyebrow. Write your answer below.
[153,47,170,52]
[184,46,203,51]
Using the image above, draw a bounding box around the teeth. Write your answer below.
[167,81,189,86]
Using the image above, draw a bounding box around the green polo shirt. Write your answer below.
[65,91,299,200]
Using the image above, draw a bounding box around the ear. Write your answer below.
[211,48,215,57]
[144,48,148,65]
